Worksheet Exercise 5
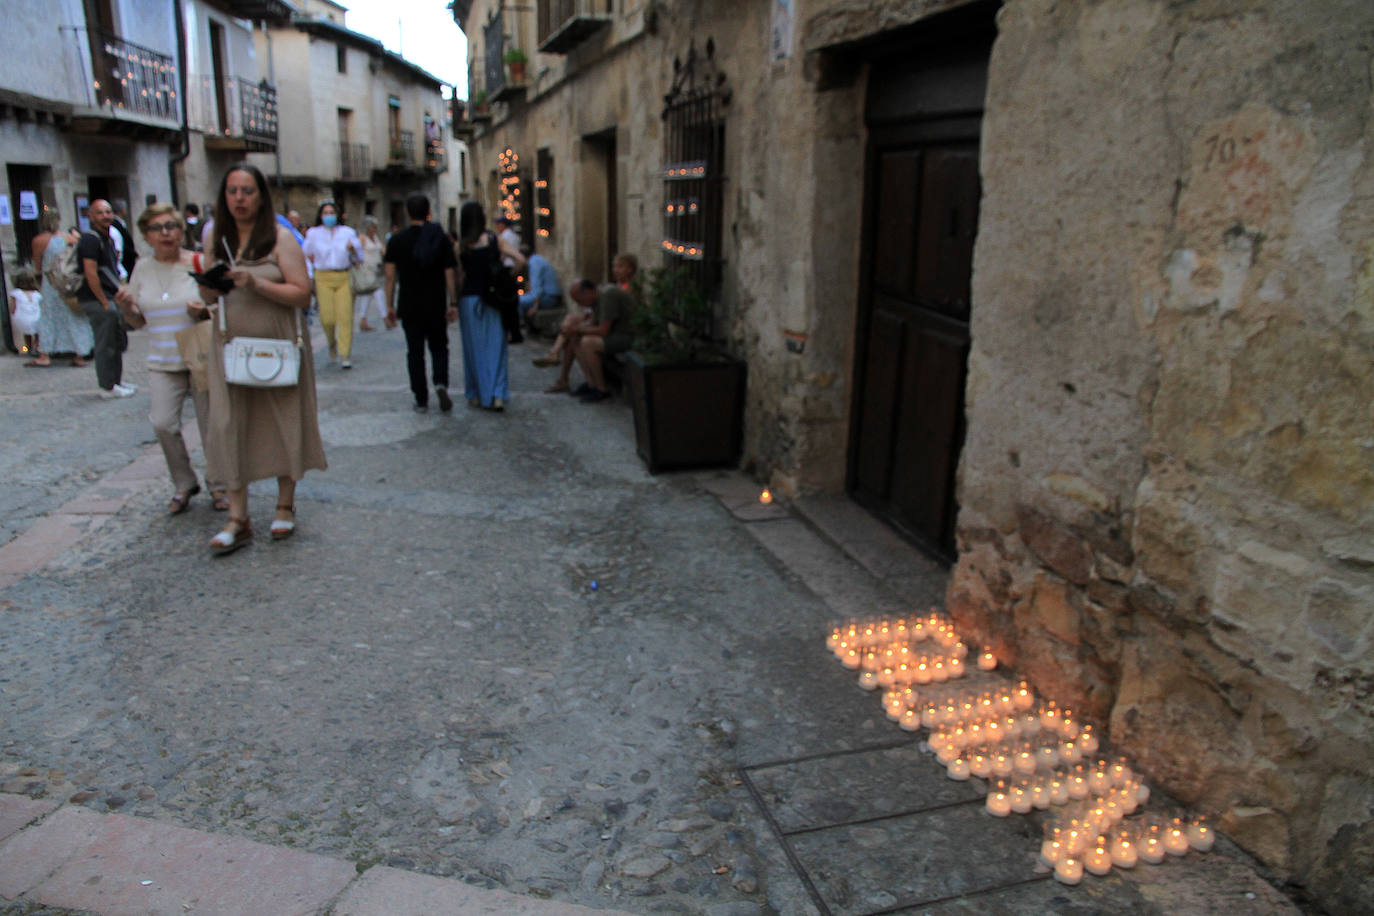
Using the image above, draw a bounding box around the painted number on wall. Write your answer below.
[1203,134,1248,171]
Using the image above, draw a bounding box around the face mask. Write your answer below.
[322,214,338,228]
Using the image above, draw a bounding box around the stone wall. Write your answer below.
[948,1,1374,910]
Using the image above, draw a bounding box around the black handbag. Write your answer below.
[485,236,522,340]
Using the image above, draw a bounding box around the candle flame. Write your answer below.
[759,489,773,504]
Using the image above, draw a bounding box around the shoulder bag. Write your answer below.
[218,294,302,388]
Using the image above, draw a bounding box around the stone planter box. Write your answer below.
[624,351,746,473]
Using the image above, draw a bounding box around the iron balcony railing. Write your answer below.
[187,73,278,150]
[538,0,613,54]
[339,142,371,181]
[75,26,179,121]
[388,129,416,167]
[425,137,447,172]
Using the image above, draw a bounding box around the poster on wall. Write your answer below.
[0,195,11,226]
[18,191,38,220]
[75,195,90,233]
[771,0,793,60]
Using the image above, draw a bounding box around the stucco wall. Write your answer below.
[949,1,1374,909]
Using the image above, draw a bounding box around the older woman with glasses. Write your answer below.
[114,203,225,514]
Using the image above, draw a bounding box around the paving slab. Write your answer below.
[334,864,634,915]
[0,794,61,844]
[1,804,356,915]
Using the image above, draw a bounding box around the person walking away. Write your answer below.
[197,163,325,554]
[302,200,362,367]
[456,202,525,411]
[114,203,226,515]
[356,216,387,332]
[8,268,41,356]
[78,199,135,397]
[31,211,92,367]
[383,194,457,412]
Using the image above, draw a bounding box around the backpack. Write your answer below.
[45,234,87,299]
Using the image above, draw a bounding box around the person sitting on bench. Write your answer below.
[544,279,634,403]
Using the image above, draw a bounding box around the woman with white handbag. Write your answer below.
[197,163,326,555]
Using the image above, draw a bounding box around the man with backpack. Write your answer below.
[383,193,457,412]
[79,199,135,398]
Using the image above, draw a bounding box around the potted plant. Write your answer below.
[470,90,490,119]
[504,48,528,83]
[624,266,746,473]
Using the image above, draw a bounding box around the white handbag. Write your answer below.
[218,296,303,388]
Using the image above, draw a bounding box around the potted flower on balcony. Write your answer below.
[624,266,747,473]
[470,89,490,121]
[504,48,528,83]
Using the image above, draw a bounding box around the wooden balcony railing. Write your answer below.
[538,0,613,54]
[188,74,278,151]
[339,142,371,181]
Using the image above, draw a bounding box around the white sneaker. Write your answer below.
[100,385,135,399]
[115,382,137,394]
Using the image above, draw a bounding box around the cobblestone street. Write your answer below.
[0,327,1301,915]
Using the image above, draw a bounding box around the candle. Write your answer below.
[1013,681,1035,710]
[1014,748,1037,775]
[840,647,861,669]
[1069,772,1090,800]
[931,658,949,682]
[892,618,909,640]
[947,757,971,780]
[1088,762,1112,796]
[1038,744,1061,769]
[1135,782,1151,805]
[898,708,921,731]
[977,650,997,671]
[1030,780,1051,809]
[826,627,842,650]
[1110,757,1131,787]
[1010,784,1033,814]
[1110,831,1138,868]
[951,640,968,659]
[1085,838,1113,876]
[992,752,1014,778]
[1164,819,1190,856]
[1186,817,1215,852]
[1079,724,1098,754]
[1040,702,1061,731]
[1139,827,1166,864]
[759,489,773,504]
[969,752,991,779]
[858,669,879,690]
[986,784,1012,817]
[913,661,932,685]
[1053,856,1084,885]
[947,656,965,677]
[1049,776,1070,806]
[1040,827,1064,866]
[1060,739,1082,763]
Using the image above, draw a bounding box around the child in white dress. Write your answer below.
[8,268,41,355]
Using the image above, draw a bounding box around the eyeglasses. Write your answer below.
[146,222,182,233]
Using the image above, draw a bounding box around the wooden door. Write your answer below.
[849,33,991,562]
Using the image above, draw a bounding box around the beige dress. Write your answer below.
[205,248,327,489]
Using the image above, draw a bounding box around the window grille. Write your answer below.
[536,148,554,238]
[661,39,729,301]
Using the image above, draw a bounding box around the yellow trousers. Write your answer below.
[314,269,354,359]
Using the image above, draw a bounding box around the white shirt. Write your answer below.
[499,226,519,268]
[303,225,362,271]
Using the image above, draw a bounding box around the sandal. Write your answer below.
[168,484,201,516]
[210,517,252,555]
[270,504,295,541]
[544,381,570,393]
[532,355,560,368]
[211,491,230,511]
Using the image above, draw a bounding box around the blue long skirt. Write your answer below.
[458,295,508,406]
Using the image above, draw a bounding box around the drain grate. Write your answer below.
[739,739,1051,915]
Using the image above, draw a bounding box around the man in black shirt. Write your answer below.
[79,199,135,398]
[384,194,458,412]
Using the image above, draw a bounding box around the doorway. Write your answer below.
[848,16,995,562]
[579,128,618,282]
[7,164,54,265]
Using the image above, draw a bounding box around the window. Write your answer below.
[337,43,347,73]
[661,40,727,300]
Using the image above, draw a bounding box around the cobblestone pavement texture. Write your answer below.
[0,323,1304,915]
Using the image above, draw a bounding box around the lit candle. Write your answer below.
[1038,744,1061,769]
[1186,817,1214,852]
[858,669,879,690]
[899,708,921,731]
[1010,784,1033,814]
[1088,762,1112,796]
[992,752,1014,778]
[1110,831,1138,868]
[1040,702,1061,731]
[1030,780,1051,809]
[913,661,932,685]
[977,650,997,671]
[1068,771,1090,800]
[947,656,965,677]
[986,783,1012,817]
[840,647,861,669]
[1139,827,1166,864]
[936,741,960,765]
[1085,838,1113,876]
[1040,827,1064,866]
[1079,724,1099,754]
[946,757,971,780]
[1013,681,1035,711]
[931,658,949,682]
[1049,776,1070,806]
[1053,856,1084,885]
[1164,819,1190,856]
[969,752,991,779]
[1110,757,1131,787]
[759,489,773,505]
[1014,748,1037,775]
[826,627,842,651]
[1060,739,1082,763]
[951,641,968,659]
[892,618,909,640]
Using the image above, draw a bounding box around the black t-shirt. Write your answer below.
[76,230,119,301]
[384,222,457,319]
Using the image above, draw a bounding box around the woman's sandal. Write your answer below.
[211,491,230,511]
[210,517,252,555]
[168,484,202,516]
[543,381,570,393]
[270,504,295,541]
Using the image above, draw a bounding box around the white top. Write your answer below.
[302,225,362,271]
[9,289,40,333]
[127,256,200,372]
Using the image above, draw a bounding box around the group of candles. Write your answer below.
[827,613,1216,885]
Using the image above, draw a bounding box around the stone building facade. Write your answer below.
[458,0,1372,910]
[249,0,458,233]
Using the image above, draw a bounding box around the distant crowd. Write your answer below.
[11,162,640,555]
